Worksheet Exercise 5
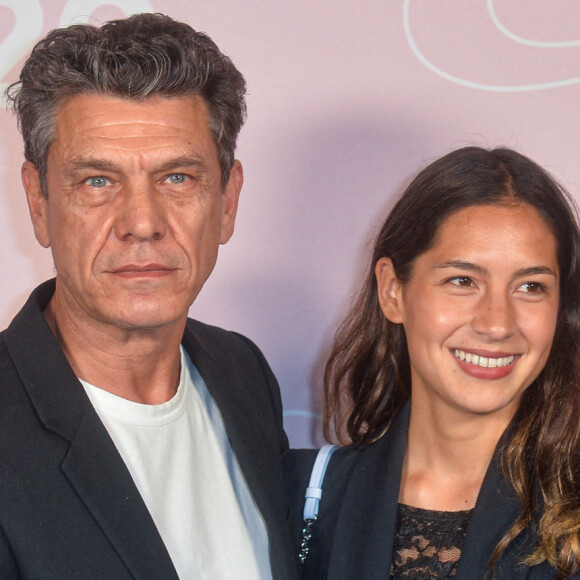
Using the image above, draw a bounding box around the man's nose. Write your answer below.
[114,182,167,242]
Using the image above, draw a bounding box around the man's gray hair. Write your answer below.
[6,12,247,194]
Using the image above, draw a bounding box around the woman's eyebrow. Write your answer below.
[513,266,557,278]
[435,261,486,274]
[435,261,557,278]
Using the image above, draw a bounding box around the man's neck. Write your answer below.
[43,298,185,405]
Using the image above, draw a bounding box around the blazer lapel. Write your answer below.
[4,281,178,579]
[327,404,410,580]
[455,446,522,579]
[182,322,296,580]
[61,409,179,579]
[182,326,276,511]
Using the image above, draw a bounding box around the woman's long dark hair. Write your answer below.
[324,147,580,577]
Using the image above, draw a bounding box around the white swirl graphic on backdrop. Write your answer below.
[283,410,322,420]
[487,0,580,48]
[404,0,580,91]
[60,0,154,25]
[0,0,43,103]
[0,0,154,107]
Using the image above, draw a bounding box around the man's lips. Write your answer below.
[108,264,177,277]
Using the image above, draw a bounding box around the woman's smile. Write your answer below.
[453,348,520,380]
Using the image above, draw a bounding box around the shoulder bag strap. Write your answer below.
[299,444,338,564]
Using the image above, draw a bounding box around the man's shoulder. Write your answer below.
[0,281,54,393]
[1,279,54,337]
[184,317,266,361]
[184,317,239,341]
[182,317,285,425]
[185,317,250,340]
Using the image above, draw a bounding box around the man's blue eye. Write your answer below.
[167,174,187,184]
[86,176,109,187]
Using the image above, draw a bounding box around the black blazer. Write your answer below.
[284,403,577,579]
[0,280,298,579]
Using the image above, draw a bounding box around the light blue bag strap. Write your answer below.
[299,444,338,564]
[303,444,338,520]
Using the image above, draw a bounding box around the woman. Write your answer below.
[284,147,580,579]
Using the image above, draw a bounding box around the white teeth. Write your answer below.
[454,349,515,368]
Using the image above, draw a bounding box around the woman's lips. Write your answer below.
[453,348,520,379]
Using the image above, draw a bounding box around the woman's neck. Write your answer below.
[399,398,514,511]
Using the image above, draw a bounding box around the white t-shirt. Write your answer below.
[80,347,272,579]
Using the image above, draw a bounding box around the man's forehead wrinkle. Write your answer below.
[59,114,201,144]
[66,127,210,154]
[66,102,194,123]
[73,128,195,142]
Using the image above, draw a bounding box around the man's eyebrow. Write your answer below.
[62,158,119,177]
[61,155,209,177]
[154,156,209,174]
[435,261,557,278]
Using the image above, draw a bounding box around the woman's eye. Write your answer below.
[84,176,110,187]
[449,277,474,287]
[519,282,546,294]
[166,173,188,184]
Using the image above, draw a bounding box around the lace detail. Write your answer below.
[390,503,473,579]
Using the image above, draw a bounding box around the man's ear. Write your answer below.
[22,161,50,248]
[375,257,404,323]
[219,159,243,245]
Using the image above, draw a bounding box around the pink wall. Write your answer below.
[1,1,579,446]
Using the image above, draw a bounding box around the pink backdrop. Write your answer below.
[1,1,579,447]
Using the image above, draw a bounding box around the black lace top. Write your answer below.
[390,503,474,579]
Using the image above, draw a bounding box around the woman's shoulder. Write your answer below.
[284,408,409,495]
[283,444,365,485]
[283,445,369,562]
[283,443,377,524]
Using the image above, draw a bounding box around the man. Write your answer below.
[0,13,297,579]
